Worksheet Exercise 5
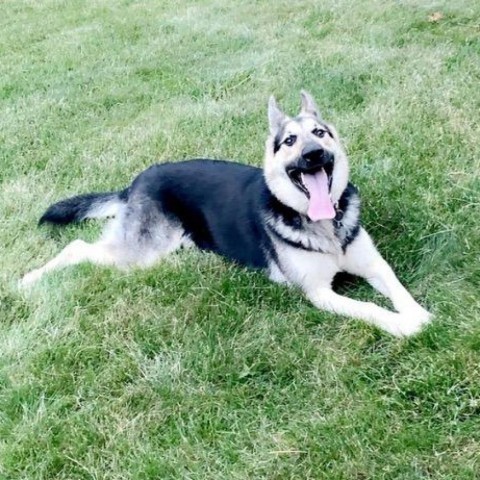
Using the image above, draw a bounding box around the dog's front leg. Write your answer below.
[306,287,423,337]
[342,228,431,325]
[279,245,426,336]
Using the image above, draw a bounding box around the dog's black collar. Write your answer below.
[268,227,319,252]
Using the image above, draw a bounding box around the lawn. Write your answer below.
[1,0,480,478]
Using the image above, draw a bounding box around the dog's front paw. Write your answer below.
[391,309,432,337]
[403,307,432,325]
[397,317,426,337]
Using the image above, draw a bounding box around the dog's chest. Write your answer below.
[266,214,341,254]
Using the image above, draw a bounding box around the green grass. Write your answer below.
[1,0,480,478]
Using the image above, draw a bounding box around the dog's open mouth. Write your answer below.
[287,163,335,221]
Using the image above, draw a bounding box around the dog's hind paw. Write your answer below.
[19,269,43,289]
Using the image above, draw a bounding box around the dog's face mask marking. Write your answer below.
[273,115,336,220]
[264,91,349,220]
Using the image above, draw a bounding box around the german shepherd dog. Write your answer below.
[21,92,431,337]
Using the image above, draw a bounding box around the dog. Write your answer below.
[21,91,431,337]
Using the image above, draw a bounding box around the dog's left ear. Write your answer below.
[300,90,321,119]
[268,96,287,134]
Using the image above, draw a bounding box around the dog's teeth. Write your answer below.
[300,172,306,187]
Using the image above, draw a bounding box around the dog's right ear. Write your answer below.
[268,96,287,134]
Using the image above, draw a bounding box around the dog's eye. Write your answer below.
[283,135,297,147]
[312,128,326,138]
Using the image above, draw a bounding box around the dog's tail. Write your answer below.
[39,188,129,226]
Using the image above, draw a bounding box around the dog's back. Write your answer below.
[125,159,276,268]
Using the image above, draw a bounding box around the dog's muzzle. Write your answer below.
[286,146,334,197]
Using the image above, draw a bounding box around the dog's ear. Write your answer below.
[268,95,287,134]
[300,90,321,119]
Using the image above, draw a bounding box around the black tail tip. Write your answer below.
[37,190,125,226]
[38,203,79,226]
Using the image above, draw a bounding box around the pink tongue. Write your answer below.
[302,169,335,221]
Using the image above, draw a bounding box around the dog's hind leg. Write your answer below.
[21,195,189,287]
[342,227,431,326]
[20,239,121,287]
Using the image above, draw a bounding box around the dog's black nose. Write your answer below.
[299,145,332,170]
[302,147,326,163]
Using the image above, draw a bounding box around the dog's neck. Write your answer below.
[265,182,361,252]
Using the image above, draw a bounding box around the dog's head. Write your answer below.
[264,91,349,221]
